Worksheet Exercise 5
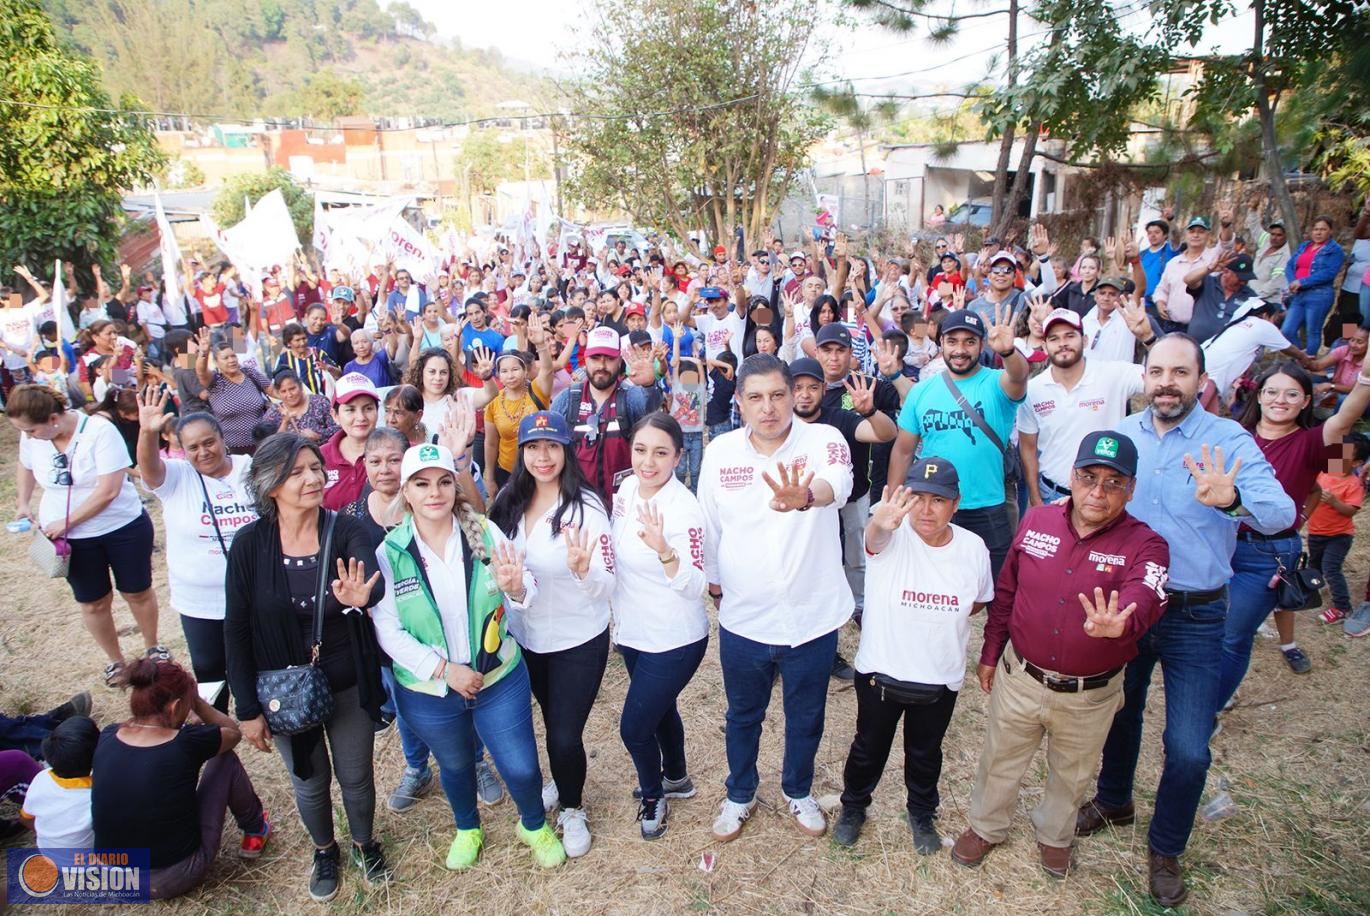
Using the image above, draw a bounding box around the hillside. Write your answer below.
[40,0,555,123]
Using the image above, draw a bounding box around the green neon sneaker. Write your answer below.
[445,827,484,870]
[516,821,566,868]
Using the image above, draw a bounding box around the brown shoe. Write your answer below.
[1038,842,1074,879]
[1148,850,1188,907]
[1075,797,1135,836]
[950,828,997,868]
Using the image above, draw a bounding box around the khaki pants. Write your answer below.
[967,648,1124,848]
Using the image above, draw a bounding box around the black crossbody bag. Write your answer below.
[940,372,1014,478]
[255,511,337,736]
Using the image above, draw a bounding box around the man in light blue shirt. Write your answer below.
[1076,334,1294,908]
[888,307,1027,582]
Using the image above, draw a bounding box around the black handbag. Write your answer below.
[255,511,337,736]
[870,672,950,705]
[1274,552,1326,611]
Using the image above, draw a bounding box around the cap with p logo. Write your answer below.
[923,461,940,479]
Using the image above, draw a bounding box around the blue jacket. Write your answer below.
[1284,239,1345,307]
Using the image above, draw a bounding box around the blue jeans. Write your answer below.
[719,626,839,804]
[708,420,734,443]
[391,661,545,831]
[1095,595,1226,858]
[1360,285,1370,327]
[1281,290,1335,355]
[380,665,433,774]
[619,637,708,800]
[674,431,704,493]
[1219,534,1302,708]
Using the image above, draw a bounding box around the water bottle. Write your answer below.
[6,519,31,534]
[1200,791,1236,821]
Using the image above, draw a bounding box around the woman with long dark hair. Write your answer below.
[610,414,709,839]
[1218,361,1370,704]
[224,432,389,901]
[487,410,615,859]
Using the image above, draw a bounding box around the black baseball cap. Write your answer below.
[1074,430,1139,477]
[1223,253,1257,282]
[815,324,853,349]
[937,309,987,340]
[790,357,824,381]
[908,456,960,499]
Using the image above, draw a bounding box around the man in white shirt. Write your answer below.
[693,286,745,363]
[699,353,854,844]
[1019,309,1145,505]
[1082,277,1158,363]
[1199,299,1309,412]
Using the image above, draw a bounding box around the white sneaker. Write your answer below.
[711,798,756,842]
[783,794,827,837]
[557,807,591,858]
[542,780,560,814]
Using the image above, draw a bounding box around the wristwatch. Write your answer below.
[657,548,678,565]
[1219,486,1243,516]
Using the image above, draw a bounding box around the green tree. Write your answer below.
[563,0,829,251]
[211,167,314,242]
[454,130,550,196]
[287,69,366,119]
[0,0,166,284]
[388,0,433,38]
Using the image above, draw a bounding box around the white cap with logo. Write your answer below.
[401,443,457,486]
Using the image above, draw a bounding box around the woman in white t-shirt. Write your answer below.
[609,414,709,840]
[135,388,256,710]
[8,385,165,685]
[487,410,614,859]
[404,346,497,437]
[833,460,994,855]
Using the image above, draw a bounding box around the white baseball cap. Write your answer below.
[585,326,621,358]
[401,443,456,486]
[332,372,380,406]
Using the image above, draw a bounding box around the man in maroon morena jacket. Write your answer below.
[951,429,1170,880]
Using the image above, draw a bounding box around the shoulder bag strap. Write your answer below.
[312,510,338,661]
[939,371,1007,457]
[195,470,230,555]
[62,416,89,534]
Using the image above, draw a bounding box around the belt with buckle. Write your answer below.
[1164,586,1227,606]
[1237,528,1298,542]
[1013,647,1121,693]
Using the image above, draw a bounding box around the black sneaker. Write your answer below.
[350,840,391,885]
[832,805,866,847]
[638,796,668,840]
[831,653,856,681]
[1281,646,1312,674]
[632,775,696,800]
[309,844,341,902]
[908,812,941,855]
[45,691,92,723]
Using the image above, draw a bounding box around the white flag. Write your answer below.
[312,194,330,256]
[153,192,182,323]
[382,216,440,281]
[51,258,69,343]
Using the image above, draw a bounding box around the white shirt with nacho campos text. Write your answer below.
[505,497,615,653]
[610,474,709,653]
[699,420,854,646]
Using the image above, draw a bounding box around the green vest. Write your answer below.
[381,515,521,697]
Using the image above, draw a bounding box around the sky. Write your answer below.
[399,0,1257,115]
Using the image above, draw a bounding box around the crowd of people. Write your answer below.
[2,191,1369,907]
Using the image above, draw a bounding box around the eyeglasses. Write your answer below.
[51,452,72,487]
[1073,469,1129,493]
[1260,388,1305,403]
[989,266,1014,276]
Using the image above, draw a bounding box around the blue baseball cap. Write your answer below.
[330,285,355,303]
[698,286,725,300]
[518,410,572,446]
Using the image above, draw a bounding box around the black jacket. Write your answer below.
[224,509,384,777]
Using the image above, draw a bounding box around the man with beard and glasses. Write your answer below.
[1019,309,1145,507]
[1074,334,1294,908]
[887,307,1028,584]
[551,326,660,499]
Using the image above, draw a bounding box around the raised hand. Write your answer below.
[951,285,967,311]
[470,344,495,380]
[986,301,1017,356]
[527,312,547,348]
[844,372,876,416]
[875,337,903,378]
[563,524,592,578]
[635,501,669,555]
[870,485,915,531]
[435,395,476,461]
[1027,292,1052,325]
[1030,223,1050,256]
[136,386,171,433]
[1184,444,1241,508]
[625,345,655,386]
[761,460,815,512]
[1121,295,1152,339]
[492,541,527,599]
[951,232,965,254]
[331,557,381,608]
[833,232,848,258]
[195,326,211,353]
[1078,587,1137,639]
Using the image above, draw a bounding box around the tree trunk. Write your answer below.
[1251,0,1301,244]
[995,120,1041,238]
[989,0,1020,230]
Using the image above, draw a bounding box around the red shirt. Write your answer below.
[193,284,228,325]
[1294,243,1323,280]
[982,503,1171,676]
[1250,424,1334,530]
[261,294,296,333]
[321,430,367,511]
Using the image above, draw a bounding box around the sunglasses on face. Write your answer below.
[989,266,1014,275]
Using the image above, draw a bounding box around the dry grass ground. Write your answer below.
[0,420,1366,915]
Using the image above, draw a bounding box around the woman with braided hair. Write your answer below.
[370,408,565,871]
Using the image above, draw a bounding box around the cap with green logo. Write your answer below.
[401,442,457,486]
[1074,430,1137,477]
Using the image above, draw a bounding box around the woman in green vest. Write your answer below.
[371,441,565,871]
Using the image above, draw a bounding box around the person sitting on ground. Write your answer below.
[20,716,99,854]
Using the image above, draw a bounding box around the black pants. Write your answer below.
[1309,533,1354,611]
[840,672,958,818]
[180,615,229,712]
[954,501,1014,585]
[523,628,610,810]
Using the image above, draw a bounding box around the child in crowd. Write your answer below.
[705,349,738,442]
[1312,432,1369,625]
[21,717,99,853]
[669,355,706,492]
[902,314,938,377]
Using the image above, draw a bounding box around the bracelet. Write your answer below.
[797,486,815,512]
